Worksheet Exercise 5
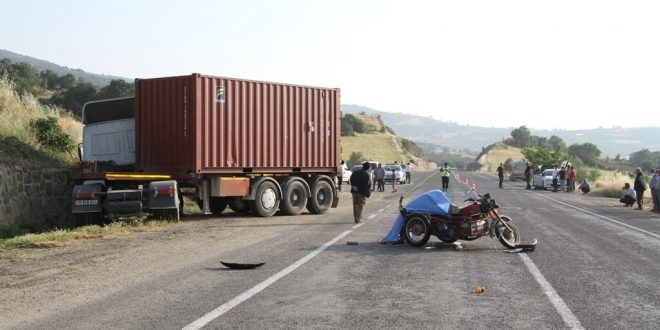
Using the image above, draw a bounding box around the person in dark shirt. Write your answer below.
[633,167,647,210]
[350,162,372,223]
[524,162,532,190]
[497,163,506,188]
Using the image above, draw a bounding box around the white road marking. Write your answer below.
[182,229,355,330]
[378,208,385,213]
[519,254,584,330]
[368,214,377,219]
[534,193,660,240]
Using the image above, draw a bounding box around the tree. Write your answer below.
[567,143,601,166]
[95,79,134,100]
[522,147,567,168]
[50,82,98,118]
[0,61,42,95]
[348,152,363,168]
[342,114,366,134]
[629,149,658,172]
[509,126,532,148]
[341,120,354,136]
[57,74,76,90]
[548,135,566,153]
[40,69,60,89]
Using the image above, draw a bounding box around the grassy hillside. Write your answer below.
[0,77,81,166]
[340,113,434,169]
[473,143,525,173]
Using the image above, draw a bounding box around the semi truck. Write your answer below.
[72,74,341,225]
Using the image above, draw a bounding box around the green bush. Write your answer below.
[29,117,74,153]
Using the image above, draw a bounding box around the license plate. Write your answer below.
[75,200,98,206]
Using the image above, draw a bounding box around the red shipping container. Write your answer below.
[135,74,341,175]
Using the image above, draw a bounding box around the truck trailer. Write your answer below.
[72,74,341,225]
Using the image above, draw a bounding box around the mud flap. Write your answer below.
[331,193,339,208]
[504,238,538,253]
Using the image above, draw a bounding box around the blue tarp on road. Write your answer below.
[382,189,451,242]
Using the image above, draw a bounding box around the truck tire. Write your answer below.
[229,197,251,214]
[306,180,333,214]
[281,180,307,215]
[197,197,228,215]
[249,181,280,217]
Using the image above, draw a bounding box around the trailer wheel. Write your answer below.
[306,180,333,214]
[197,197,228,215]
[249,181,280,217]
[281,180,307,215]
[229,197,250,214]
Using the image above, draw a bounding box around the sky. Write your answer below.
[2,0,659,130]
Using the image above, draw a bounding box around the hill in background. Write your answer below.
[0,49,127,88]
[340,113,434,170]
[341,104,660,158]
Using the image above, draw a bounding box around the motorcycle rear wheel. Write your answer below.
[495,215,521,249]
[404,215,431,247]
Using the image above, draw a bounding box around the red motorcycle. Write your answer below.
[400,192,522,249]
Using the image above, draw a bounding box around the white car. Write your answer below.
[341,164,351,183]
[533,169,557,189]
[384,164,406,184]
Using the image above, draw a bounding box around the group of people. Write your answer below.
[345,161,414,223]
[620,167,660,212]
[551,165,578,192]
[520,162,590,193]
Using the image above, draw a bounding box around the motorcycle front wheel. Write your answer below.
[404,215,431,247]
[495,215,521,249]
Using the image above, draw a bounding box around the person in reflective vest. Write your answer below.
[440,163,451,192]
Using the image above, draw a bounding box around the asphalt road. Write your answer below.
[3,171,660,329]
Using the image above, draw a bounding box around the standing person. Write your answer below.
[524,162,532,190]
[440,162,451,192]
[565,166,575,192]
[404,162,413,184]
[496,163,506,189]
[374,163,386,192]
[633,167,647,210]
[552,167,559,192]
[620,182,637,207]
[349,162,371,223]
[558,166,566,192]
[650,167,660,212]
[391,166,397,192]
[337,160,346,192]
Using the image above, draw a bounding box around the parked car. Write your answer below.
[533,169,557,189]
[341,163,351,183]
[384,164,406,184]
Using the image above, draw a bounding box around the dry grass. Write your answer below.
[0,219,174,250]
[478,146,525,173]
[0,76,82,164]
[340,131,439,170]
[591,169,633,198]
